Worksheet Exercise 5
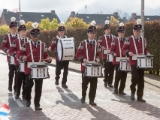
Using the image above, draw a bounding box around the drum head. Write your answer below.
[56,40,63,61]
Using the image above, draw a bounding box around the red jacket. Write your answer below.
[122,36,149,65]
[8,37,29,66]
[98,34,115,60]
[1,34,19,62]
[50,35,67,60]
[111,37,126,65]
[17,40,50,74]
[76,40,101,71]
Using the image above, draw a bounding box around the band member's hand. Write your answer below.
[23,56,27,61]
[83,58,87,63]
[113,53,116,57]
[96,58,100,63]
[129,52,133,56]
[102,46,107,50]
[47,57,52,62]
[147,52,151,56]
[48,47,51,52]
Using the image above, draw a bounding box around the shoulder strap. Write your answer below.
[131,35,138,55]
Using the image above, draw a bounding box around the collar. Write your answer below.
[10,34,18,37]
[31,40,40,45]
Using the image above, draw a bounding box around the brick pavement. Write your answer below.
[0,51,160,120]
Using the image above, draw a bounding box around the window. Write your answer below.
[86,16,90,18]
[41,15,44,17]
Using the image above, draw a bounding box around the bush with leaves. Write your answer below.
[65,17,89,29]
[0,25,10,34]
[40,18,59,30]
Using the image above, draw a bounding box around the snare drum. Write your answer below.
[85,63,103,77]
[57,37,75,61]
[19,62,25,72]
[30,64,49,79]
[137,55,154,68]
[119,59,131,71]
[10,56,15,65]
[106,54,113,62]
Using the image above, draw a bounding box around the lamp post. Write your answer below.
[141,0,144,37]
[19,0,21,23]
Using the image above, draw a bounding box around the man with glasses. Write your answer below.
[122,19,150,102]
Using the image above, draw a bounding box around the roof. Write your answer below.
[69,13,128,25]
[129,15,160,22]
[2,11,60,23]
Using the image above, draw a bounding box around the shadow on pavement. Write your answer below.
[55,87,122,120]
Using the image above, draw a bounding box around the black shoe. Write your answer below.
[8,86,12,92]
[35,106,42,110]
[62,84,68,88]
[89,102,97,106]
[55,80,59,85]
[26,101,31,107]
[119,91,126,95]
[131,93,135,100]
[104,82,107,88]
[14,94,19,99]
[113,88,118,94]
[81,97,85,104]
[137,98,146,102]
[108,84,113,88]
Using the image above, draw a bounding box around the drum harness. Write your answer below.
[85,40,99,76]
[105,34,114,62]
[132,35,146,67]
[118,37,129,71]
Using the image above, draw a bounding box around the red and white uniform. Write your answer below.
[76,40,101,71]
[98,34,115,60]
[17,40,49,74]
[1,34,19,62]
[8,37,29,66]
[49,35,67,60]
[122,36,149,65]
[111,37,127,65]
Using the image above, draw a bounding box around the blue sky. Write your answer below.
[0,0,160,21]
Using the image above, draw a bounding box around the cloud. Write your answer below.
[0,0,160,21]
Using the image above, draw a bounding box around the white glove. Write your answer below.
[129,52,133,56]
[23,56,27,61]
[48,47,51,52]
[96,58,100,63]
[147,53,151,56]
[83,58,87,63]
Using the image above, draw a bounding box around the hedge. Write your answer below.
[0,21,160,75]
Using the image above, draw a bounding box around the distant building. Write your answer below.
[68,11,128,26]
[128,13,160,22]
[0,9,60,25]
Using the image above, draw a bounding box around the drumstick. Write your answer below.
[26,49,35,58]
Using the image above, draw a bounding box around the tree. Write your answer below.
[25,21,33,30]
[0,25,10,34]
[40,18,59,30]
[65,17,89,29]
[110,16,119,25]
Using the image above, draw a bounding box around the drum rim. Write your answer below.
[56,39,63,61]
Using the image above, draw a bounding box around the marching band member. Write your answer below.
[1,17,19,92]
[8,20,29,99]
[111,22,127,95]
[17,22,52,110]
[98,20,115,88]
[76,20,101,106]
[122,19,150,102]
[48,24,69,88]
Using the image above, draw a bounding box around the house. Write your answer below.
[128,13,160,22]
[0,9,60,25]
[68,11,128,26]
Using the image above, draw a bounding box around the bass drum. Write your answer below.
[56,37,75,61]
